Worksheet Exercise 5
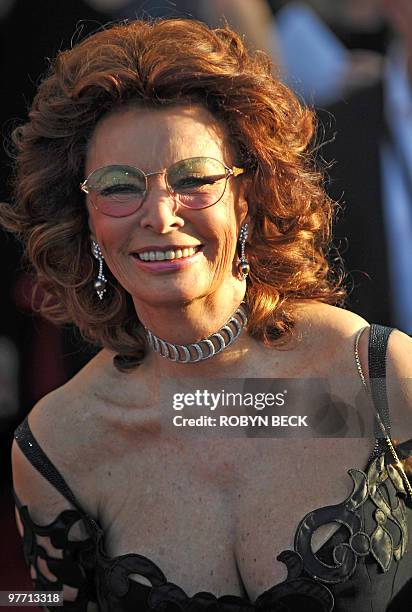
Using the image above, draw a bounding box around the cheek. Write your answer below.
[90,211,126,251]
[204,209,239,279]
[89,214,131,276]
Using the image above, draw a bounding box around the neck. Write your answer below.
[134,289,254,377]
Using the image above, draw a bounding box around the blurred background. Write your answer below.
[1,0,411,605]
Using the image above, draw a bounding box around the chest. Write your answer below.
[94,435,374,601]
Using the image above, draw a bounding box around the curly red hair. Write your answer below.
[0,18,346,368]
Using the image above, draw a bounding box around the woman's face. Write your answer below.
[85,104,249,311]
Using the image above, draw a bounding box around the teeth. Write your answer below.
[136,247,198,261]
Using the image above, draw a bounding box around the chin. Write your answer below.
[131,285,208,308]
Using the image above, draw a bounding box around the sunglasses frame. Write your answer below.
[80,157,245,217]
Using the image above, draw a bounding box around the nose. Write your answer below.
[138,176,184,233]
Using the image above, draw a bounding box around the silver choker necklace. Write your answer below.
[145,304,248,363]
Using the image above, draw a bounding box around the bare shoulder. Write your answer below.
[294,302,412,376]
[26,348,118,453]
[12,348,120,522]
[290,302,370,376]
[291,302,412,441]
[293,302,369,336]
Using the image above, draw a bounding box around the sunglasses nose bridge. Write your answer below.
[145,169,165,178]
[137,169,180,214]
[144,168,176,199]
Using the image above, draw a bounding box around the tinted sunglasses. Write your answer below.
[80,156,245,218]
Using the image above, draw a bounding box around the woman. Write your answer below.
[2,18,412,612]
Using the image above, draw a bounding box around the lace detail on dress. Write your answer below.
[293,452,409,584]
[14,497,99,611]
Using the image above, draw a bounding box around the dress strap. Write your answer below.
[14,417,84,513]
[368,323,394,458]
[365,325,412,499]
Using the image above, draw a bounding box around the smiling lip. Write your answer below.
[132,245,202,254]
[130,246,203,273]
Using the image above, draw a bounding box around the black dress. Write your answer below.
[13,325,412,611]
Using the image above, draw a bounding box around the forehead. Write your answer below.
[85,104,232,174]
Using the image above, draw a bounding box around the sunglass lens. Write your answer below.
[88,165,146,217]
[168,158,227,208]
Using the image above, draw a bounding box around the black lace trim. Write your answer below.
[15,498,98,611]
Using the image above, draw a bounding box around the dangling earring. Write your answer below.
[91,240,107,300]
[237,223,250,279]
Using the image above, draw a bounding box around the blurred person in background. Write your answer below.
[269,0,384,105]
[320,0,412,333]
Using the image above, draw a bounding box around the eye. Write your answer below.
[99,183,145,197]
[86,165,146,198]
[173,174,225,191]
